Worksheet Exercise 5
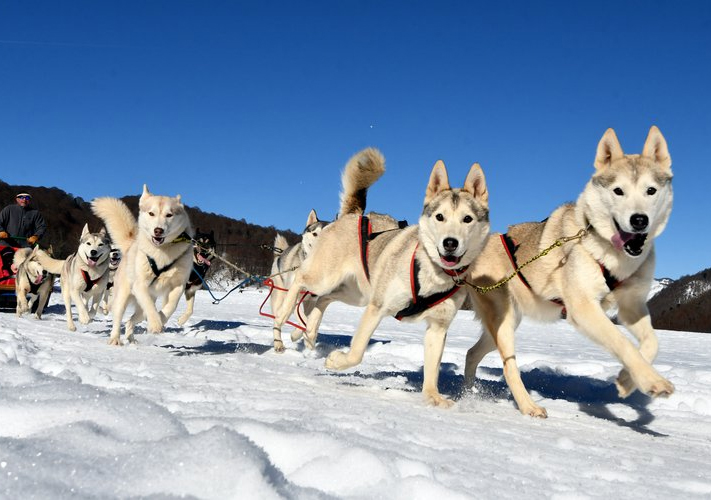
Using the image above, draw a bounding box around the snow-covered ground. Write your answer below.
[1,286,710,499]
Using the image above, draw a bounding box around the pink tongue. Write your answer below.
[198,255,211,266]
[611,230,634,251]
[34,275,43,284]
[440,255,459,267]
[87,259,96,268]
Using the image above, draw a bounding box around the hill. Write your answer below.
[0,180,299,279]
[649,269,711,333]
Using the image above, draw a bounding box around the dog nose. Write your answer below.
[90,250,97,256]
[154,228,164,237]
[630,214,648,231]
[443,238,459,253]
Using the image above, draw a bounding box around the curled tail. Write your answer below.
[273,234,289,256]
[34,249,65,275]
[338,148,385,217]
[91,197,137,255]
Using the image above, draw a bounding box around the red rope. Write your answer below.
[258,278,313,332]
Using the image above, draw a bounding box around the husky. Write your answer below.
[463,126,674,417]
[92,185,194,345]
[13,246,55,319]
[36,224,111,331]
[273,148,490,406]
[100,247,122,315]
[269,209,329,352]
[177,228,217,326]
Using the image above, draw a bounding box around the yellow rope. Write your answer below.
[458,228,588,294]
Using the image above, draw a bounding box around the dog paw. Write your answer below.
[424,391,454,408]
[78,313,91,325]
[147,318,164,333]
[273,340,285,353]
[648,379,674,398]
[615,369,636,398]
[108,337,123,346]
[325,351,349,370]
[521,404,548,418]
[68,323,77,332]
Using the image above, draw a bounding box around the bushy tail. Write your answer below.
[273,234,289,255]
[338,148,385,217]
[34,249,65,275]
[91,197,137,254]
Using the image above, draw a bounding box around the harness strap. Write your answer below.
[187,262,210,288]
[395,245,462,320]
[147,245,191,285]
[80,269,102,292]
[359,215,372,281]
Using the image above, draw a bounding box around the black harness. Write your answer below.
[147,232,193,284]
[27,271,45,295]
[500,232,622,318]
[80,269,103,292]
[358,215,408,281]
[186,261,210,288]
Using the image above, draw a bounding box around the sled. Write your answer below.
[0,245,18,310]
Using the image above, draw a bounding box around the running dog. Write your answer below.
[13,246,55,319]
[269,209,329,352]
[37,224,111,331]
[177,228,217,326]
[273,148,490,407]
[464,126,674,417]
[100,247,122,315]
[92,185,193,345]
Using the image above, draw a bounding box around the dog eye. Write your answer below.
[647,187,657,195]
[463,215,473,223]
[435,213,444,222]
[613,188,624,196]
[148,212,155,217]
[166,213,173,218]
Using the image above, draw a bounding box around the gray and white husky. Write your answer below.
[100,247,122,315]
[92,185,193,345]
[13,246,55,319]
[464,126,674,417]
[37,224,111,331]
[269,208,329,352]
[273,148,490,407]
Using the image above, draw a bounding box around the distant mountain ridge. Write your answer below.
[648,271,711,333]
[0,180,299,279]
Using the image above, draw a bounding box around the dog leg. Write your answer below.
[300,296,333,349]
[567,298,674,398]
[325,303,383,370]
[615,297,660,397]
[422,318,454,408]
[272,277,305,350]
[177,289,196,326]
[109,286,132,345]
[15,288,29,317]
[125,308,145,343]
[34,286,51,320]
[62,282,77,332]
[159,285,185,326]
[133,284,163,333]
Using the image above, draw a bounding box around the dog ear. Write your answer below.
[81,223,89,238]
[142,184,150,196]
[642,125,672,170]
[462,163,488,204]
[594,128,624,170]
[306,209,318,226]
[425,160,450,204]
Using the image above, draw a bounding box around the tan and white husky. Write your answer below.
[273,148,490,407]
[13,246,55,319]
[92,185,193,345]
[464,126,674,417]
[269,209,329,352]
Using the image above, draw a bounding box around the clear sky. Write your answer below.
[1,1,709,280]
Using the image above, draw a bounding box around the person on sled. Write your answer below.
[0,192,47,249]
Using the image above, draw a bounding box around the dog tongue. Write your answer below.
[440,255,459,267]
[611,229,635,251]
[34,275,43,284]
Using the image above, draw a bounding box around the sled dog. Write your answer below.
[13,246,55,319]
[464,126,674,417]
[37,224,111,331]
[100,247,122,315]
[273,148,490,406]
[92,185,193,345]
[177,228,217,326]
[269,209,329,351]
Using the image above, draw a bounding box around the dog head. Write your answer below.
[15,247,48,285]
[301,209,329,256]
[192,228,217,267]
[580,126,673,258]
[108,247,122,271]
[77,223,111,269]
[138,184,193,247]
[419,160,490,271]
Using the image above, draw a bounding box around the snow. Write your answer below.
[2,285,711,499]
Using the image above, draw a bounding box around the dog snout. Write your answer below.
[90,249,98,257]
[630,213,649,231]
[154,228,164,237]
[443,237,459,253]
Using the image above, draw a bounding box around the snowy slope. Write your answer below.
[1,287,710,499]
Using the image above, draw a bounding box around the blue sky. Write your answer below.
[1,1,710,280]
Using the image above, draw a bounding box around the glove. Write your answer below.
[27,235,38,245]
[0,231,8,239]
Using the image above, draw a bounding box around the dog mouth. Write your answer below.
[152,236,165,246]
[87,255,100,267]
[611,220,647,257]
[34,274,44,285]
[197,253,212,266]
[439,252,462,268]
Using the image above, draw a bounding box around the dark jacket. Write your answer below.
[0,204,47,248]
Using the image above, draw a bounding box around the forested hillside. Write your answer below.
[0,180,299,278]
[649,269,711,333]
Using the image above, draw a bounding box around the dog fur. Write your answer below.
[36,224,111,331]
[463,126,674,417]
[177,228,217,326]
[273,148,490,407]
[270,209,329,352]
[100,247,122,315]
[13,246,55,319]
[92,185,194,345]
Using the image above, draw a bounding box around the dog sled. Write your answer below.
[0,245,18,309]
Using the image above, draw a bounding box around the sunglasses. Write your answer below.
[16,196,31,200]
